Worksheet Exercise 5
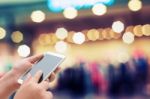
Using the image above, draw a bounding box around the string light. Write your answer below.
[133,25,143,37]
[122,32,135,44]
[55,41,67,53]
[73,32,85,44]
[112,21,125,33]
[128,0,142,12]
[87,29,99,41]
[55,28,68,40]
[17,44,30,57]
[11,31,23,43]
[31,10,45,23]
[63,7,78,19]
[142,24,150,36]
[0,27,6,39]
[92,3,107,16]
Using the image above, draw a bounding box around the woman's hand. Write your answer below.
[0,54,60,99]
[14,71,53,99]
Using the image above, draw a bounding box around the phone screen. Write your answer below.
[18,52,65,84]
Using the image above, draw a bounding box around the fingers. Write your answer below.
[54,67,61,74]
[47,67,61,82]
[39,81,50,90]
[48,72,56,82]
[27,54,43,64]
[32,70,43,83]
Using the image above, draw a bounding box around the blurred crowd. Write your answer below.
[54,54,150,98]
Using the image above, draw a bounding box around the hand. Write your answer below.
[14,71,53,99]
[11,54,61,90]
[0,54,61,99]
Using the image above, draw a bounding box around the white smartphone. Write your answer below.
[17,52,65,84]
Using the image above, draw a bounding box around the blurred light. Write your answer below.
[101,28,111,40]
[0,27,6,39]
[142,24,150,36]
[117,52,130,63]
[38,33,53,45]
[55,28,68,39]
[125,26,134,33]
[66,31,75,43]
[55,41,67,53]
[97,28,103,40]
[133,25,143,37]
[47,0,114,13]
[31,10,45,23]
[92,3,107,16]
[63,7,78,19]
[11,31,23,43]
[73,32,85,44]
[128,0,142,12]
[112,21,125,33]
[17,44,30,57]
[87,29,99,41]
[122,32,135,44]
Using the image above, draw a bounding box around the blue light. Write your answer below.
[47,0,115,13]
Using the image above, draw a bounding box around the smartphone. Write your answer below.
[17,52,65,84]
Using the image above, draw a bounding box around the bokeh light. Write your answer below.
[55,28,68,40]
[11,31,23,43]
[128,0,142,12]
[31,10,45,23]
[92,3,107,16]
[55,41,68,53]
[0,27,6,39]
[73,32,85,44]
[142,24,150,36]
[17,44,30,57]
[63,7,78,19]
[38,34,51,45]
[87,29,99,41]
[122,32,135,44]
[112,21,125,33]
[133,25,143,37]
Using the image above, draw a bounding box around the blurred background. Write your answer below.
[0,0,150,98]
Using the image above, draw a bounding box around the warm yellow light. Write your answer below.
[0,27,6,39]
[55,28,68,40]
[11,31,23,43]
[87,29,99,41]
[122,32,135,44]
[73,32,85,44]
[31,10,45,23]
[112,21,125,33]
[55,41,67,53]
[142,24,150,36]
[38,34,51,45]
[63,7,78,19]
[17,44,30,57]
[133,25,143,37]
[128,0,142,12]
[92,3,107,16]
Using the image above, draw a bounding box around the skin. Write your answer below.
[0,54,60,99]
[14,71,53,99]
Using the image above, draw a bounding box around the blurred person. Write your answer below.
[0,54,60,99]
